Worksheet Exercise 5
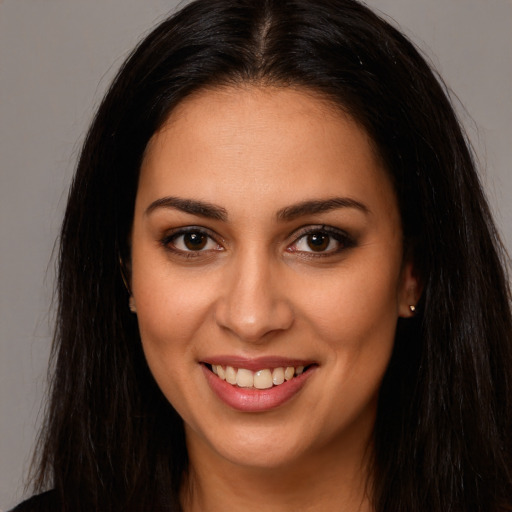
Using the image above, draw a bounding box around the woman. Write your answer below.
[13,0,512,511]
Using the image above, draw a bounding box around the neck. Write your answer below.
[181,427,375,512]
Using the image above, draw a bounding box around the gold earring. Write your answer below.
[409,304,416,313]
[129,296,137,313]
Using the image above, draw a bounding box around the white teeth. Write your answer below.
[210,364,308,389]
[225,365,237,385]
[236,368,254,388]
[254,369,273,389]
[272,367,285,385]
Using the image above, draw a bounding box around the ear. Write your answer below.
[119,253,133,294]
[129,295,137,314]
[119,254,137,314]
[398,261,422,318]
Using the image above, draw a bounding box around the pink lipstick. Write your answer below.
[201,358,317,412]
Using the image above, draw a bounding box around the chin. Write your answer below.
[186,418,316,470]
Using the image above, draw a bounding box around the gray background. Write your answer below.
[1,0,510,509]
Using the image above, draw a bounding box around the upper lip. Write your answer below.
[201,356,316,372]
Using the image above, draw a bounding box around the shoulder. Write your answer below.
[9,490,59,512]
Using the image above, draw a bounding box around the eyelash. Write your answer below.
[288,225,355,257]
[160,225,355,258]
[160,226,223,258]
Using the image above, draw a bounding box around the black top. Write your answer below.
[9,490,180,512]
[9,491,59,512]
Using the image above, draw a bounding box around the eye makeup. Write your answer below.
[287,224,356,258]
[160,226,224,259]
[158,223,357,262]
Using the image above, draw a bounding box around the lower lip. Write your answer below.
[202,364,315,413]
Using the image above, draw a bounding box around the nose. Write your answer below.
[214,248,294,343]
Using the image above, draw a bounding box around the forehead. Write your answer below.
[137,85,396,221]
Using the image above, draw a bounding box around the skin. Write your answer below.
[130,86,420,511]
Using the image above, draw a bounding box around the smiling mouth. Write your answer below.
[205,363,315,390]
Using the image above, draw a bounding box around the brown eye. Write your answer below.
[290,227,353,256]
[164,229,221,253]
[183,232,207,250]
[306,233,330,252]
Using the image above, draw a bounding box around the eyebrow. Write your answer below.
[144,195,369,222]
[145,196,228,221]
[276,197,370,221]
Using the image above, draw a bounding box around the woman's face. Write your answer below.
[131,86,418,472]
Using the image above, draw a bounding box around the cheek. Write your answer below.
[297,259,401,346]
[131,235,221,338]
[130,256,209,385]
[133,272,213,419]
[135,275,215,350]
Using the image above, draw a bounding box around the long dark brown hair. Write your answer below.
[32,0,512,510]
